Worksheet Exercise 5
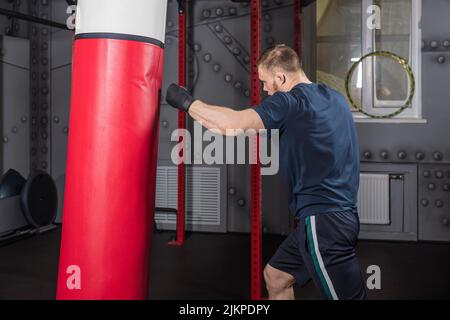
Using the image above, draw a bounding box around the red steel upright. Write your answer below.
[169,0,187,246]
[57,0,168,299]
[250,0,262,301]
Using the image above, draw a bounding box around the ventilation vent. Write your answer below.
[357,173,390,225]
[155,166,221,226]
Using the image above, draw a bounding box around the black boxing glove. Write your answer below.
[165,83,195,112]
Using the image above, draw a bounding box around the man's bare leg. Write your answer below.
[264,264,296,300]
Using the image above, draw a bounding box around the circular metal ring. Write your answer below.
[345,51,415,119]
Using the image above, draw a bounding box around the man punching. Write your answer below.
[166,45,367,300]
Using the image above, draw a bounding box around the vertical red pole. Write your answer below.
[294,0,302,58]
[250,0,262,301]
[169,0,187,246]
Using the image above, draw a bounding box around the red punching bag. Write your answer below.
[57,0,168,299]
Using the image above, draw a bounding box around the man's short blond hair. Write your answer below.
[257,44,302,73]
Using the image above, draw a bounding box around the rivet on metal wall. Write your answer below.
[2,136,8,143]
[53,116,60,123]
[397,151,407,160]
[264,14,272,21]
[41,86,49,95]
[437,56,446,64]
[202,9,211,19]
[40,116,48,125]
[234,81,242,89]
[63,127,69,134]
[443,40,450,48]
[41,72,48,80]
[264,25,272,33]
[421,199,429,207]
[216,8,224,16]
[214,25,223,33]
[41,161,47,169]
[224,74,233,82]
[11,126,18,134]
[229,7,237,15]
[224,36,232,44]
[203,53,212,62]
[213,64,221,72]
[41,146,48,154]
[21,116,27,123]
[193,43,202,52]
[232,47,241,55]
[430,41,439,49]
[41,132,48,140]
[41,102,48,110]
[435,200,444,209]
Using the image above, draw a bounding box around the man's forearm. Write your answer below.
[188,100,240,134]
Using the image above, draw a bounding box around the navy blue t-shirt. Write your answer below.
[254,83,360,219]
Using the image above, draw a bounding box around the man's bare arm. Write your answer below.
[188,100,265,136]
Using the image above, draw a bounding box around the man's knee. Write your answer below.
[264,265,295,292]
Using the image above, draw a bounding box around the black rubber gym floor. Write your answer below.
[0,226,449,300]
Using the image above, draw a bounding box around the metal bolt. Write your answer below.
[213,64,221,72]
[380,151,389,159]
[216,8,224,16]
[363,151,372,159]
[228,188,236,195]
[203,53,212,62]
[11,126,18,134]
[53,116,60,123]
[232,47,241,55]
[428,183,436,191]
[214,25,223,33]
[416,152,425,161]
[433,151,443,161]
[421,199,429,207]
[162,120,168,128]
[3,136,8,143]
[423,170,431,178]
[430,40,439,49]
[224,36,232,44]
[224,74,233,82]
[397,151,407,160]
[437,56,446,64]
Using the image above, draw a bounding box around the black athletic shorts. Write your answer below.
[268,210,367,300]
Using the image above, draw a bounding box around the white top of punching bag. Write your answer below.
[75,0,168,45]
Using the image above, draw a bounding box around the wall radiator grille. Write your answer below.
[357,173,390,225]
[155,166,221,226]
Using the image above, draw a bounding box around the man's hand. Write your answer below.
[165,84,195,112]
